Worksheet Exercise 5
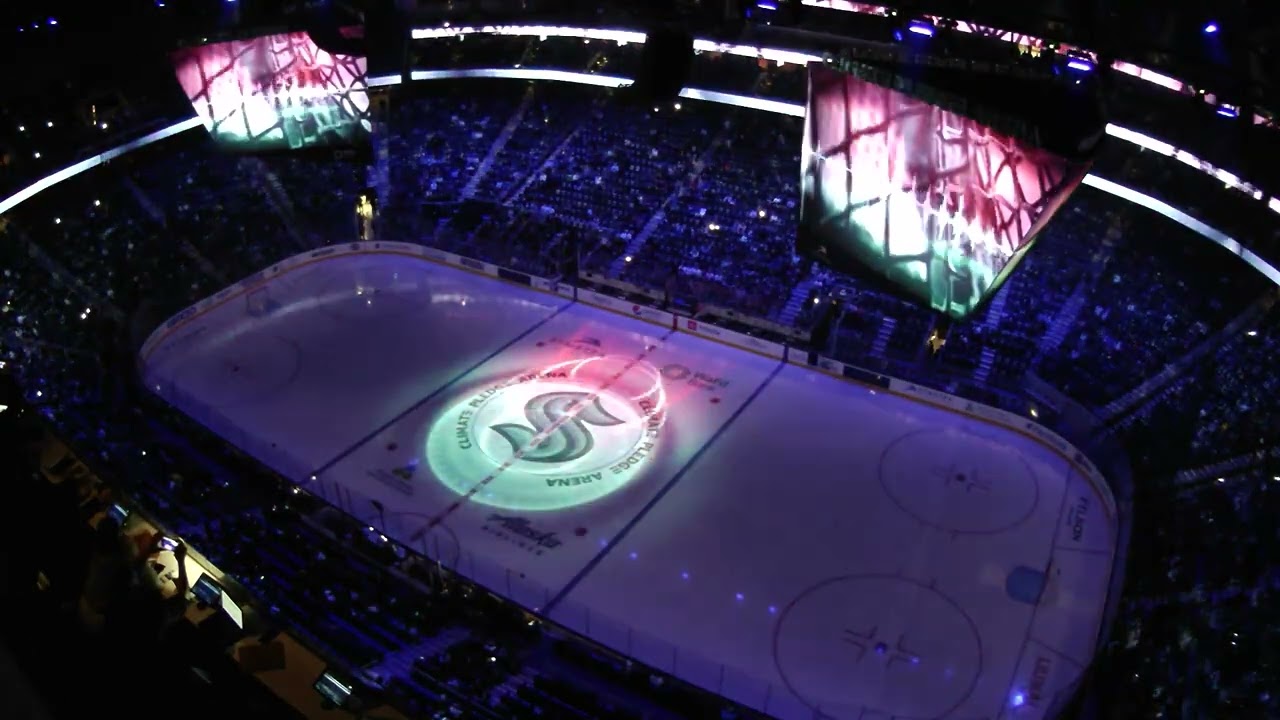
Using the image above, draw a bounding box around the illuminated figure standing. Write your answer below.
[355,191,376,241]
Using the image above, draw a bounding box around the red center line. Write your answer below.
[409,335,672,541]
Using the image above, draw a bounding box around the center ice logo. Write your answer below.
[490,392,626,464]
[425,362,668,512]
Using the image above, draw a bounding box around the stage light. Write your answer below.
[1204,22,1219,34]
[1066,59,1094,72]
[907,22,934,37]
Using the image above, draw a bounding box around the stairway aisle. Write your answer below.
[461,90,537,200]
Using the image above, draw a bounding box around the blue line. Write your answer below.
[308,300,574,477]
[543,360,786,613]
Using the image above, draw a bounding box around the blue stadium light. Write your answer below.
[1066,59,1094,72]
[1204,22,1219,34]
[1011,691,1026,707]
[1217,104,1240,118]
[756,0,779,9]
[907,21,935,37]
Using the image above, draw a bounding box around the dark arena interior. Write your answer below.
[1,1,1279,719]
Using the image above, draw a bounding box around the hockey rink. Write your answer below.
[141,250,1118,720]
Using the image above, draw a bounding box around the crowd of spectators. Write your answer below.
[620,109,804,318]
[1091,462,1280,718]
[0,82,152,195]
[387,82,528,211]
[517,99,723,236]
[471,83,602,204]
[2,33,1280,720]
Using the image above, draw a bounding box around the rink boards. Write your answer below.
[140,244,1118,720]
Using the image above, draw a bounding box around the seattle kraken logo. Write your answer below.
[429,365,664,512]
[490,392,625,463]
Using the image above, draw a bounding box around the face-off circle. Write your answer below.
[426,356,668,512]
[878,428,1040,534]
[773,574,982,720]
[172,334,301,408]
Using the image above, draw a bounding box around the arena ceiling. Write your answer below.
[6,0,1276,108]
[387,0,1280,112]
[870,0,1280,109]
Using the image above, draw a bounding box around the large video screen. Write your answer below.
[172,32,371,151]
[799,63,1089,320]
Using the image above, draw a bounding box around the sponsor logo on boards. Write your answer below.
[1066,495,1090,542]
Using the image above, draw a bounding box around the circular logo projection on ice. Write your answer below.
[426,357,668,511]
